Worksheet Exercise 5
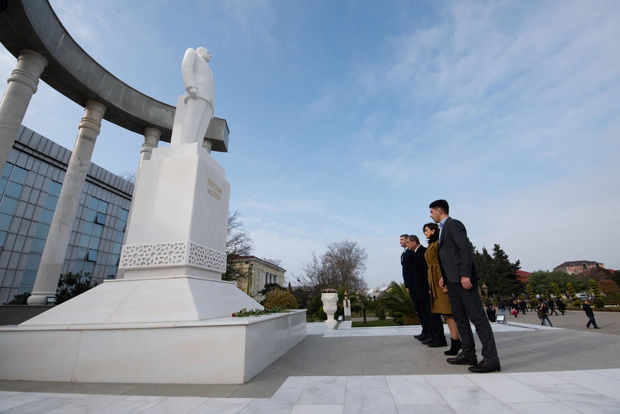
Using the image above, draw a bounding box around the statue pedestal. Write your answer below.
[0,142,306,384]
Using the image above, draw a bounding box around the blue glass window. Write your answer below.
[39,209,54,224]
[92,224,103,238]
[4,182,22,198]
[34,223,50,239]
[43,195,58,210]
[30,238,45,253]
[95,212,106,225]
[10,166,28,184]
[119,209,129,221]
[0,213,12,231]
[108,254,120,266]
[2,164,12,178]
[78,233,90,248]
[111,242,122,254]
[83,261,94,274]
[87,249,98,262]
[0,197,18,214]
[0,178,7,194]
[25,254,41,271]
[0,231,6,248]
[88,237,99,249]
[81,221,93,235]
[72,261,84,274]
[48,181,62,197]
[20,270,37,286]
[87,196,98,210]
[84,209,96,222]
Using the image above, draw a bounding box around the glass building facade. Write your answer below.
[0,126,134,304]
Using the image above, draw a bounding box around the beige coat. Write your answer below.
[425,241,452,315]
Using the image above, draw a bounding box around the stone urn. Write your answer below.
[321,291,338,322]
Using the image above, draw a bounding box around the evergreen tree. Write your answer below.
[589,279,601,299]
[589,279,603,308]
[526,283,538,308]
[566,282,581,307]
[475,244,523,297]
[552,282,562,299]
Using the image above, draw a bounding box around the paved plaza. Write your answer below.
[1,311,620,413]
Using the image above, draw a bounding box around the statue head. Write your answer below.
[196,47,211,63]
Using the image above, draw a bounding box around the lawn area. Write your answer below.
[352,319,399,327]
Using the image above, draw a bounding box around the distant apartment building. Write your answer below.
[553,260,605,275]
[0,126,133,304]
[230,255,286,300]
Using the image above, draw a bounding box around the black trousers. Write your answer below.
[447,281,499,363]
[586,314,598,328]
[411,294,444,341]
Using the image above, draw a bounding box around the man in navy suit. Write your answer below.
[403,235,445,347]
[429,199,500,373]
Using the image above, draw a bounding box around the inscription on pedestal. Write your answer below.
[207,179,222,201]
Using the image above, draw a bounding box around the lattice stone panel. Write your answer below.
[120,241,226,273]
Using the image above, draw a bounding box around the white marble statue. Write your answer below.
[171,47,215,147]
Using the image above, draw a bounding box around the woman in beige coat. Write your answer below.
[424,223,461,355]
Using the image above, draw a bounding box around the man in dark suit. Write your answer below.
[429,199,500,373]
[403,235,446,347]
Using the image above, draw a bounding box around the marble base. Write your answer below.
[20,276,262,325]
[0,276,306,384]
[0,310,306,384]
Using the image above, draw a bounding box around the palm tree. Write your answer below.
[378,281,419,325]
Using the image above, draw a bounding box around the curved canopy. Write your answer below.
[0,0,228,151]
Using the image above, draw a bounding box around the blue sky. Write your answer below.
[1,0,619,289]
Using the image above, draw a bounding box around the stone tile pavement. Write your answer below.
[2,317,620,413]
[2,369,619,413]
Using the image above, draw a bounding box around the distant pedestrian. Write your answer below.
[511,307,518,318]
[538,303,553,327]
[519,299,527,315]
[486,303,496,322]
[548,298,558,316]
[583,300,600,329]
[555,298,566,315]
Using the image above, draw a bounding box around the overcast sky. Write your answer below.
[1,0,619,289]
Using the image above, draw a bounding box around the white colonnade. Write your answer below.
[0,50,47,173]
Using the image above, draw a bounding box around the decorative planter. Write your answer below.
[321,292,338,322]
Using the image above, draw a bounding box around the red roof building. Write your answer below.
[516,270,531,283]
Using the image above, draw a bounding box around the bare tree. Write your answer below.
[119,171,136,184]
[223,211,253,280]
[301,240,367,292]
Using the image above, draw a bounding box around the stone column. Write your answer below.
[202,138,212,153]
[140,127,161,165]
[28,100,106,305]
[0,50,48,173]
[116,127,160,279]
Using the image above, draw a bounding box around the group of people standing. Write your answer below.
[401,200,501,373]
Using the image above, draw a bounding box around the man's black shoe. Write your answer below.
[421,337,433,345]
[426,339,448,348]
[446,354,477,365]
[468,360,501,373]
[414,334,427,341]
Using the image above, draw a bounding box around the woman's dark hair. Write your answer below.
[423,222,439,243]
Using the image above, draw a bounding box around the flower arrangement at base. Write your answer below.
[232,306,286,317]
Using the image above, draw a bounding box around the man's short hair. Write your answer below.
[408,235,419,244]
[429,199,449,214]
[400,234,408,238]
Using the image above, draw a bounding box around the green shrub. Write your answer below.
[6,292,30,305]
[375,300,386,320]
[264,289,298,310]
